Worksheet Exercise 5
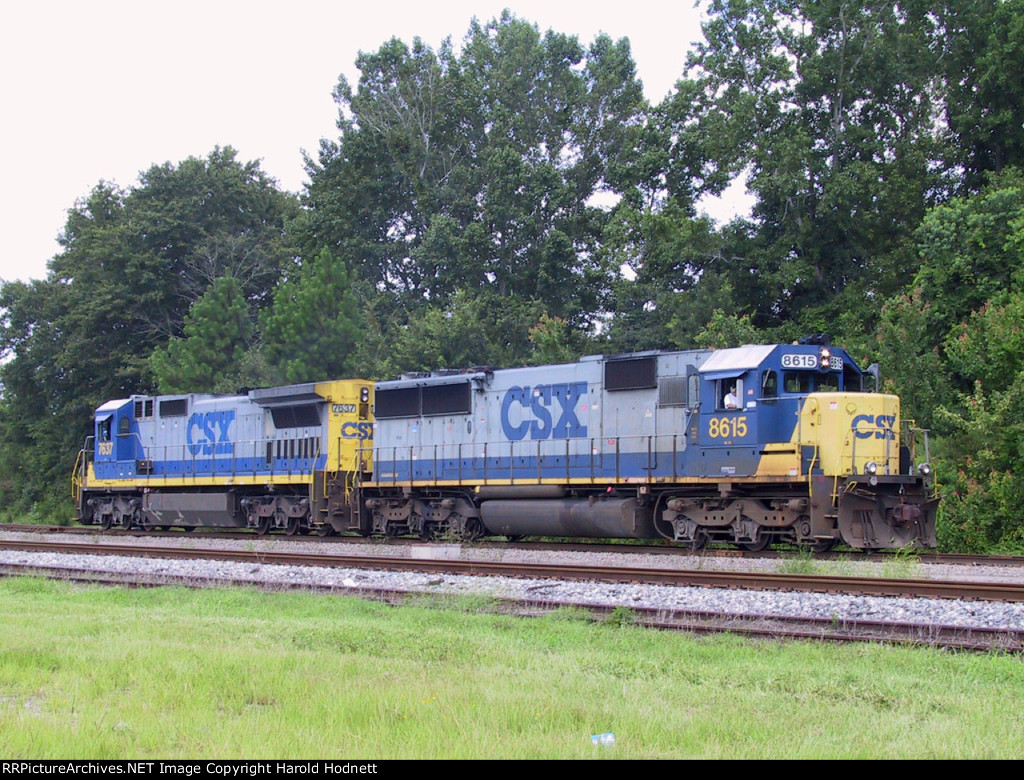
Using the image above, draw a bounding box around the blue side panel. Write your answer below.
[371,449,760,483]
[699,409,759,449]
[93,457,319,481]
[758,397,802,444]
[697,448,761,478]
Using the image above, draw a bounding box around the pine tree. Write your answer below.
[260,248,362,384]
[149,276,254,393]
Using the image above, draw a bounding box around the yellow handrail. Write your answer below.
[70,449,85,501]
[805,443,819,496]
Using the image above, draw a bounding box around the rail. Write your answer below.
[3,538,1023,603]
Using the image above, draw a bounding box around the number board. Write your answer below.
[781,353,843,370]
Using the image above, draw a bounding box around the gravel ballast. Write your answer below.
[3,531,1024,631]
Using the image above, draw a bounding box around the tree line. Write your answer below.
[2,3,1023,550]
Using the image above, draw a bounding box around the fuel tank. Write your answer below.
[143,491,244,527]
[479,497,656,539]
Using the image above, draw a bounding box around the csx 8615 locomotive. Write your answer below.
[74,342,938,550]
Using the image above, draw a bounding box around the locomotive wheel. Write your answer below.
[810,538,838,554]
[285,517,300,536]
[256,516,270,536]
[316,525,335,537]
[100,513,113,531]
[688,530,709,551]
[462,517,485,541]
[737,530,771,552]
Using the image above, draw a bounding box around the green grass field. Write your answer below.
[1,577,1022,759]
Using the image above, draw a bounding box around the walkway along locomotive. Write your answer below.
[73,343,939,550]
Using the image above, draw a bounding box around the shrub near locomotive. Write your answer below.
[73,380,373,534]
[362,343,938,550]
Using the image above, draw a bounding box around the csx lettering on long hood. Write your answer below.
[187,410,235,455]
[500,382,588,441]
[341,422,374,440]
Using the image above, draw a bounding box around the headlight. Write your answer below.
[918,462,932,477]
[864,461,878,475]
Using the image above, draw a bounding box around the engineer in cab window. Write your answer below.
[724,386,739,409]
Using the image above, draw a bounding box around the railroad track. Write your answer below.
[4,522,1023,568]
[2,537,1024,602]
[1,556,1020,653]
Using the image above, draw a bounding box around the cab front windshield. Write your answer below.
[783,372,839,394]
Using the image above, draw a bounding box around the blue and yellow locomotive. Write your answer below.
[363,341,936,550]
[73,379,373,535]
[74,341,938,550]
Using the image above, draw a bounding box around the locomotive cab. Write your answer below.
[699,342,863,460]
[93,399,138,471]
[671,342,938,549]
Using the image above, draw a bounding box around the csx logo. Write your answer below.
[500,382,588,441]
[852,414,896,440]
[340,422,373,440]
[187,410,236,455]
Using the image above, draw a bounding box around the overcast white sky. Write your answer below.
[0,0,749,285]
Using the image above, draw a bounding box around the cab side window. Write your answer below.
[720,379,743,410]
[762,370,778,405]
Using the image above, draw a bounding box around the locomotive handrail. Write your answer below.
[684,403,700,439]
[71,448,86,500]
[357,410,930,489]
[71,436,97,497]
[92,437,321,484]
[805,444,819,495]
[831,430,851,505]
[363,432,696,486]
[123,430,148,461]
[904,423,932,476]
